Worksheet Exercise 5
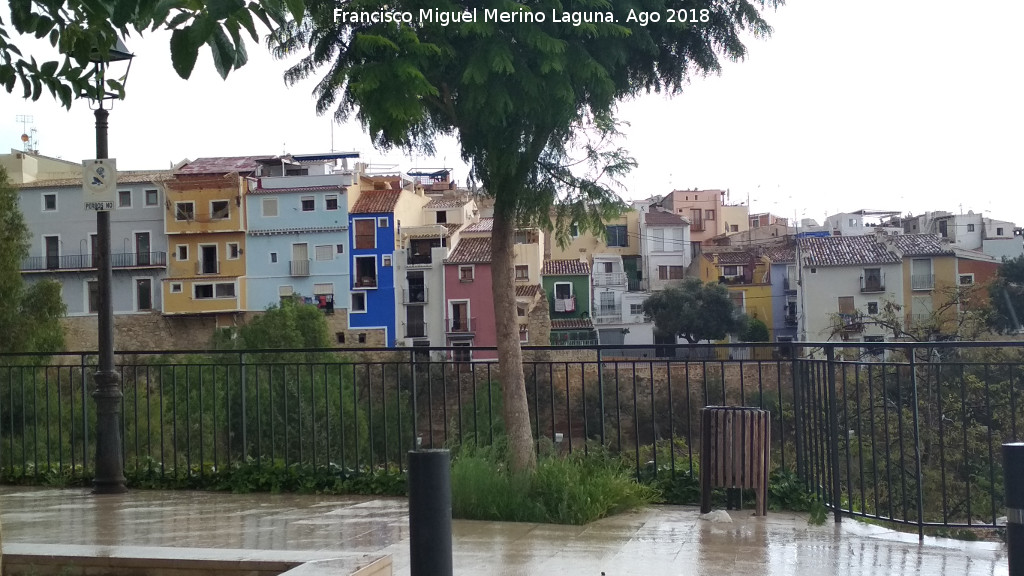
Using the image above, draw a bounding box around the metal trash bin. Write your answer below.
[700,406,771,516]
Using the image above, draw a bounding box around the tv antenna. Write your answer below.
[16,114,38,153]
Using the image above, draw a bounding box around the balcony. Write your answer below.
[21,251,167,272]
[407,253,433,266]
[404,321,428,338]
[446,317,476,333]
[289,260,310,277]
[718,275,751,285]
[838,313,864,333]
[627,278,649,292]
[912,274,934,290]
[784,315,798,327]
[594,272,627,287]
[593,304,622,324]
[403,287,428,304]
[354,275,378,289]
[554,296,576,313]
[194,260,220,275]
[784,277,796,293]
[860,276,885,293]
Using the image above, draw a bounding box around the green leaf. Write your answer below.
[166,11,192,29]
[208,0,245,20]
[283,0,304,26]
[208,25,235,79]
[152,0,186,28]
[39,61,57,78]
[112,0,138,27]
[170,28,200,78]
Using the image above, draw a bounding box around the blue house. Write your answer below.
[245,153,358,313]
[762,244,798,342]
[348,177,430,346]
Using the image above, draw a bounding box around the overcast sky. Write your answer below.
[2,1,1022,227]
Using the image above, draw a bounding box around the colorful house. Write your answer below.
[699,249,774,340]
[162,156,264,322]
[762,244,798,342]
[542,259,596,346]
[638,207,691,292]
[245,153,357,313]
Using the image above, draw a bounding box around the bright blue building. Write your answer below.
[245,153,358,313]
[763,245,798,342]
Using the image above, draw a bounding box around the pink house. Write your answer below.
[443,236,497,360]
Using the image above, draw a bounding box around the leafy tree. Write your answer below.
[643,278,745,344]
[742,316,769,342]
[989,255,1024,334]
[2,0,300,106]
[214,296,331,350]
[273,0,778,472]
[0,166,67,355]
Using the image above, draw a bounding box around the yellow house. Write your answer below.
[699,250,775,340]
[546,208,641,286]
[162,157,266,320]
[888,234,958,332]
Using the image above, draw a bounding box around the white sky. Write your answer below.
[2,0,1023,226]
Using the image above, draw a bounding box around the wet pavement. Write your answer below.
[0,485,1009,575]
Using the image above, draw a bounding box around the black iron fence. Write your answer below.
[1,342,1022,534]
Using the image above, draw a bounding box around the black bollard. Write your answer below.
[408,449,453,576]
[1005,443,1024,576]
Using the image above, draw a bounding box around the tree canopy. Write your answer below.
[988,255,1024,334]
[272,0,778,472]
[0,167,67,356]
[643,278,745,344]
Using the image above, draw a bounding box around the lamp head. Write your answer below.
[89,36,134,64]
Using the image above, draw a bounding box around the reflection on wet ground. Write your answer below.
[0,486,1008,575]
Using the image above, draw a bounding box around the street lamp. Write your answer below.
[87,37,133,494]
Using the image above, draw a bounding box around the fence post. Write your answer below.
[1005,443,1024,576]
[597,348,606,446]
[791,344,803,480]
[408,449,453,576]
[410,349,419,452]
[239,352,247,462]
[909,349,925,541]
[825,345,842,523]
[81,354,89,472]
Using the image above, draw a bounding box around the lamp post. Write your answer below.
[87,37,133,494]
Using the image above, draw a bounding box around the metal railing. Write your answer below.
[859,273,885,293]
[403,288,428,304]
[195,260,220,275]
[627,278,648,292]
[21,252,167,271]
[446,317,475,332]
[912,274,934,290]
[404,321,428,338]
[593,272,627,287]
[2,341,1021,536]
[289,260,310,277]
[407,254,433,266]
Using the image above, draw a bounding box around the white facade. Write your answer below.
[799,262,904,342]
[591,253,653,347]
[637,210,691,291]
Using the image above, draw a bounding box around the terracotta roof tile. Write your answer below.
[645,210,688,225]
[550,318,595,330]
[445,237,491,264]
[17,170,173,189]
[425,197,468,209]
[704,250,758,265]
[463,218,494,233]
[799,235,900,266]
[888,233,954,256]
[351,190,402,214]
[515,284,541,298]
[179,156,271,174]
[542,259,591,275]
[761,245,796,263]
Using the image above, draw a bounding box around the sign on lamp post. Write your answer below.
[83,158,117,211]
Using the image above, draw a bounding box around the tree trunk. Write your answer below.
[491,207,537,473]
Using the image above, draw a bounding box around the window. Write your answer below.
[176,245,188,261]
[729,291,745,313]
[517,303,528,317]
[270,252,278,263]
[211,200,230,220]
[606,225,628,247]
[998,227,1005,236]
[630,303,644,315]
[175,202,195,221]
[87,280,99,313]
[705,210,715,220]
[730,224,739,232]
[215,283,236,298]
[867,302,879,315]
[220,243,236,260]
[136,278,152,311]
[325,195,339,210]
[514,230,530,244]
[357,333,367,344]
[554,283,573,299]
[194,284,214,299]
[515,265,529,281]
[336,332,346,344]
[354,219,376,249]
[911,258,933,290]
[262,198,278,217]
[354,256,377,287]
[118,190,132,208]
[351,292,367,312]
[42,193,57,211]
[301,196,315,211]
[722,265,740,277]
[378,217,389,228]
[838,296,855,314]
[959,274,975,285]
[336,244,344,254]
[279,285,294,297]
[436,210,447,224]
[315,245,334,261]
[452,342,472,362]
[519,328,529,343]
[383,255,392,267]
[460,265,475,282]
[967,223,976,232]
[569,223,579,237]
[145,189,159,206]
[170,282,183,294]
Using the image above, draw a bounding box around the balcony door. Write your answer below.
[45,236,59,269]
[135,232,151,266]
[201,245,218,274]
[451,301,469,331]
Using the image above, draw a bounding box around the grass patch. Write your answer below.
[451,445,657,525]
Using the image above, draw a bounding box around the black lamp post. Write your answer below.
[88,37,133,494]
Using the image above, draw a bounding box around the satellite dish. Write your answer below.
[21,133,29,142]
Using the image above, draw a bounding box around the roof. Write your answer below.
[952,246,1001,263]
[404,223,463,239]
[17,170,174,189]
[550,318,595,331]
[515,284,542,298]
[799,235,900,267]
[425,197,468,209]
[703,250,758,265]
[351,190,402,214]
[645,210,688,226]
[249,185,345,195]
[249,226,348,236]
[886,233,955,256]
[543,259,591,276]
[178,156,271,175]
[761,245,796,263]
[445,237,491,264]
[463,218,494,233]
